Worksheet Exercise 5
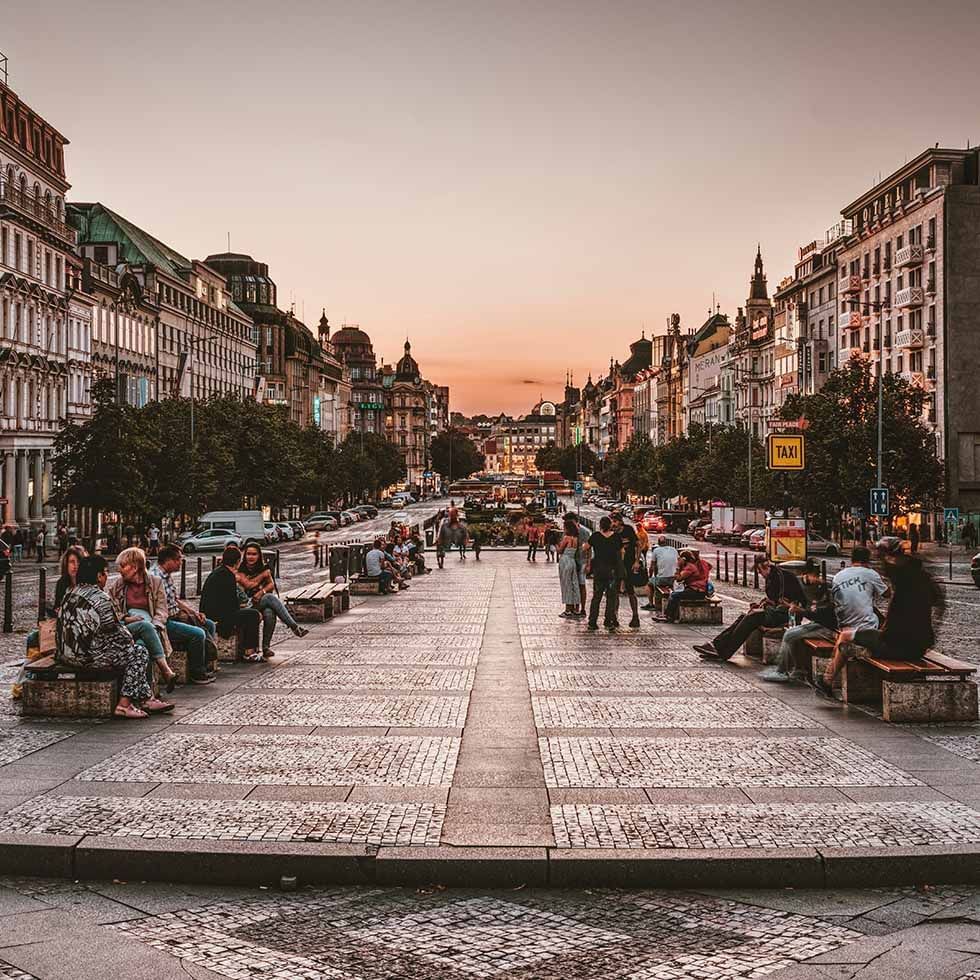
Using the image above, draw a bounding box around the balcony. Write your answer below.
[895,243,924,268]
[0,181,78,245]
[841,275,862,296]
[895,328,924,349]
[900,370,925,388]
[895,286,924,308]
[840,310,863,330]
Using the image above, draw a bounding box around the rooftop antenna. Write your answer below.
[0,52,7,87]
[227,231,231,252]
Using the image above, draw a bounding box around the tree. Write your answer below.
[534,441,562,473]
[339,431,405,500]
[430,427,483,481]
[779,359,943,530]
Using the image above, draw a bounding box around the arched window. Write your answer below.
[44,190,52,215]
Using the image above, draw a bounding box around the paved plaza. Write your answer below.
[1,553,980,977]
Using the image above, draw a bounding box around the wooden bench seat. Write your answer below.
[284,581,337,623]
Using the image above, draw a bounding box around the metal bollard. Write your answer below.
[37,567,46,622]
[211,555,217,571]
[179,559,187,599]
[196,557,203,596]
[276,549,281,578]
[742,554,748,586]
[753,564,759,590]
[724,552,729,581]
[3,572,11,633]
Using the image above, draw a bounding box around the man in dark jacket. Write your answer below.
[696,555,806,661]
[200,546,261,662]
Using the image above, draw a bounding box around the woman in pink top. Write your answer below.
[663,548,712,623]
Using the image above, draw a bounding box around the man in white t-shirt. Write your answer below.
[365,539,395,594]
[830,548,888,631]
[644,537,679,610]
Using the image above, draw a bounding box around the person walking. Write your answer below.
[694,554,804,659]
[543,525,559,562]
[557,515,583,618]
[34,525,46,563]
[471,527,482,561]
[610,513,641,628]
[526,523,539,562]
[908,523,920,555]
[582,515,623,631]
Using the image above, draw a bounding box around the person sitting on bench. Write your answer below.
[57,555,174,719]
[662,549,712,623]
[200,545,262,662]
[816,537,943,697]
[696,554,804,660]
[365,539,396,594]
[237,542,308,659]
[643,536,678,611]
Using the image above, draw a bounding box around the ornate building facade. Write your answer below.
[0,77,76,527]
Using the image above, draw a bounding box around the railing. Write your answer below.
[895,286,924,308]
[840,310,863,330]
[894,328,924,349]
[900,370,925,388]
[895,243,924,268]
[841,275,862,296]
[0,181,77,244]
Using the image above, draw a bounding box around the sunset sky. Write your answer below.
[4,0,979,414]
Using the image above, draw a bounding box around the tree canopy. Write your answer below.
[535,441,599,481]
[430,427,483,480]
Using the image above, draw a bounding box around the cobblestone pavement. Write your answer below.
[3,876,980,980]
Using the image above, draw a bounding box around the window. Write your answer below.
[94,245,108,265]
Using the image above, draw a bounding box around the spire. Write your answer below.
[749,245,768,301]
[318,308,330,340]
[404,337,411,354]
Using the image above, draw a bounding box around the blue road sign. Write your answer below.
[869,487,889,517]
[573,481,583,494]
[944,507,960,524]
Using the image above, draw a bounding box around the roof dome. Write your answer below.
[395,338,420,381]
[331,325,372,346]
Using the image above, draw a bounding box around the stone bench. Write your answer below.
[746,626,786,662]
[805,638,978,721]
[350,576,383,595]
[333,582,351,612]
[21,657,120,718]
[677,597,722,625]
[283,582,337,622]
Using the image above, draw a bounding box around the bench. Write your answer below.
[333,582,351,612]
[21,656,120,718]
[805,638,979,721]
[746,627,786,663]
[677,597,722,625]
[283,582,337,623]
[350,575,383,595]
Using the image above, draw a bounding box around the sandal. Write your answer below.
[164,672,177,693]
[244,652,264,663]
[142,698,176,713]
[114,704,148,719]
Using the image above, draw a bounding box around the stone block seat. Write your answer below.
[677,596,722,625]
[350,576,383,596]
[20,655,119,718]
[805,637,978,722]
[283,581,338,622]
[653,585,673,614]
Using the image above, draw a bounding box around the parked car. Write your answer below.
[739,525,763,548]
[303,512,339,531]
[287,521,306,539]
[183,510,265,547]
[642,512,667,534]
[353,505,378,519]
[264,522,284,541]
[273,522,295,540]
[748,527,766,550]
[180,529,243,553]
[806,532,840,556]
[693,522,712,541]
[341,510,361,525]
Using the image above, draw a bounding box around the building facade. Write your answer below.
[490,400,558,475]
[69,204,257,406]
[731,248,776,439]
[836,146,980,512]
[0,78,75,527]
[331,325,385,437]
[685,312,731,431]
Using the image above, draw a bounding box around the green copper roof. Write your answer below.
[68,203,191,274]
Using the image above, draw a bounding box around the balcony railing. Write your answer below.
[895,286,924,308]
[0,181,78,245]
[895,328,924,350]
[900,370,925,388]
[895,243,924,268]
[841,275,862,296]
[840,310,863,330]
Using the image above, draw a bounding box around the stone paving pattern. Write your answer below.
[528,668,754,692]
[0,729,75,765]
[551,800,980,849]
[76,733,461,786]
[242,666,475,691]
[0,796,445,845]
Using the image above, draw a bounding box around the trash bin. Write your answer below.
[329,546,349,580]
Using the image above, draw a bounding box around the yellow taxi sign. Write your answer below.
[768,433,805,471]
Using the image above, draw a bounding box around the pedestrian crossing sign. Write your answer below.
[767,434,805,470]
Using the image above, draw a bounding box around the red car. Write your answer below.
[642,513,666,533]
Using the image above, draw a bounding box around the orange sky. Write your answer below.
[5,0,979,415]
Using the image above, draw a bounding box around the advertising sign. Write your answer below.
[767,518,807,562]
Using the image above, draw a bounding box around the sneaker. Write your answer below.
[640,603,655,611]
[759,667,790,684]
[586,624,598,632]
[693,643,717,657]
[292,626,309,638]
[190,675,216,685]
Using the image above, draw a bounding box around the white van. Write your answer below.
[181,510,266,547]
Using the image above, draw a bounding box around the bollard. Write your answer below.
[753,564,759,590]
[179,559,187,599]
[276,549,281,578]
[724,552,729,582]
[3,572,11,633]
[821,560,827,583]
[37,568,47,622]
[742,554,748,586]
[212,555,217,571]
[949,547,954,582]
[196,557,203,596]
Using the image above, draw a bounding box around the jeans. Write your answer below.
[376,570,394,593]
[257,593,298,650]
[126,620,167,663]
[711,607,789,659]
[166,618,211,679]
[775,622,835,675]
[665,588,706,622]
[527,542,538,560]
[588,571,619,627]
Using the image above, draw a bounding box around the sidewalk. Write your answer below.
[0,553,979,889]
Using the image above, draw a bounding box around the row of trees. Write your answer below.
[590,360,944,530]
[52,380,406,525]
